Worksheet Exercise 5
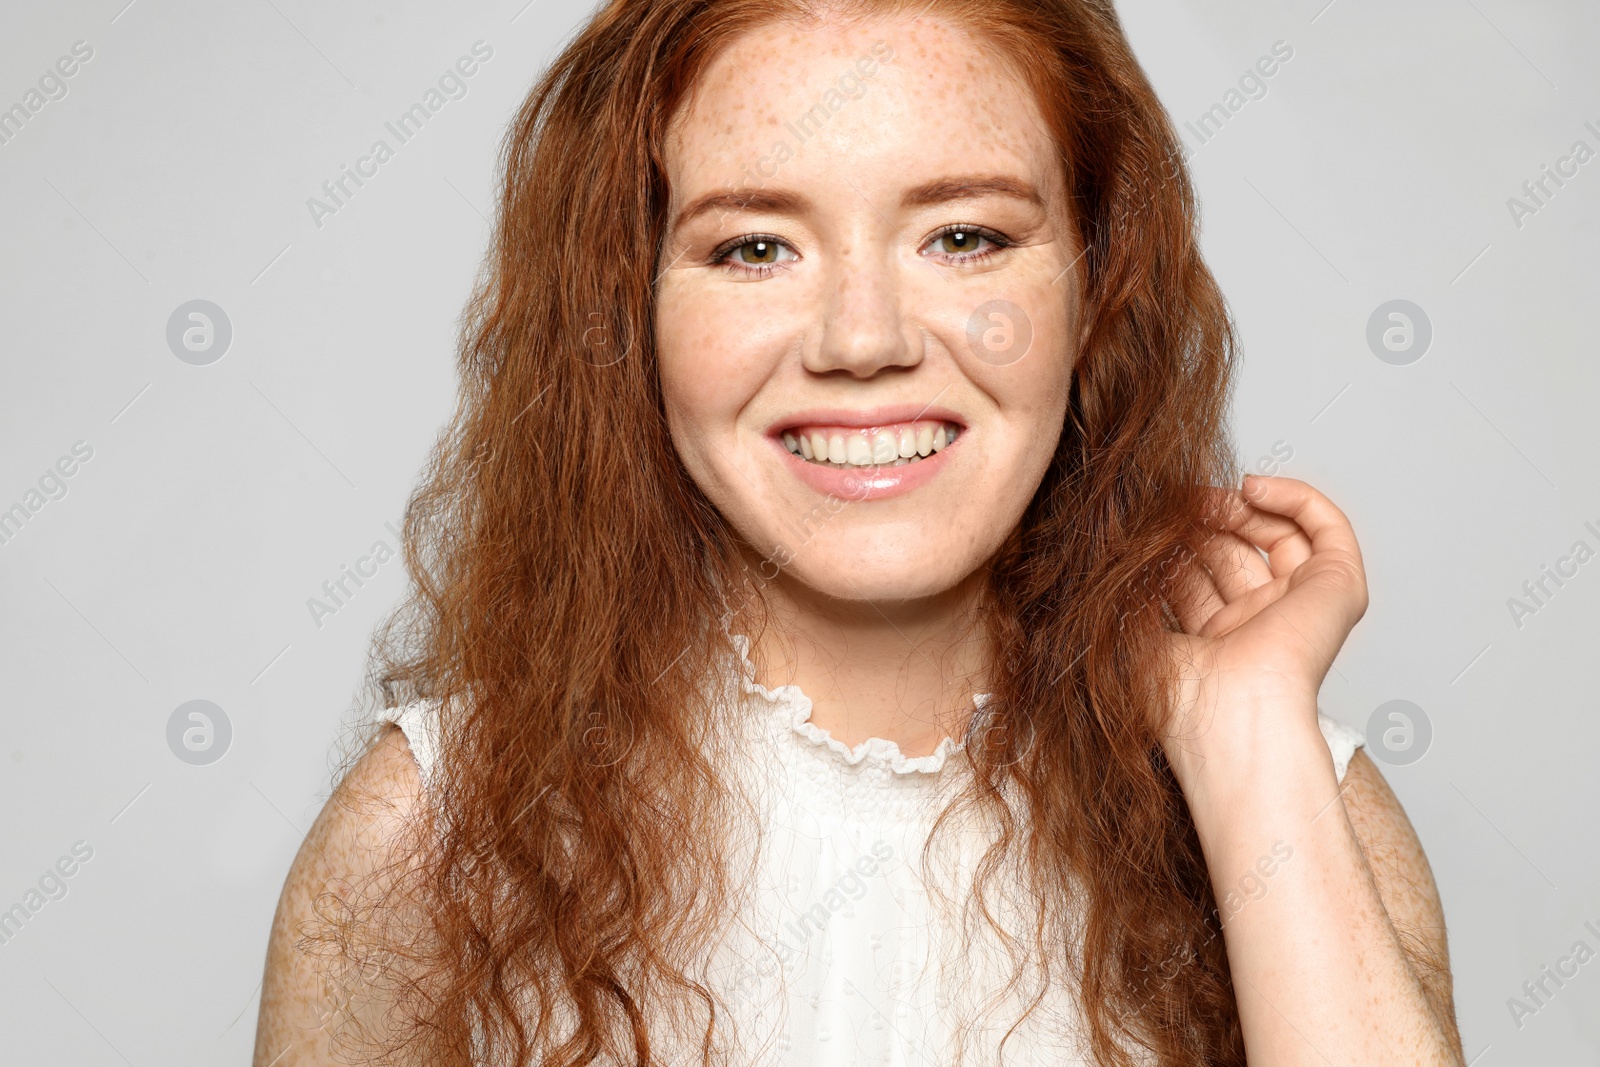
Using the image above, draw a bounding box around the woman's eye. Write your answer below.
[717,236,796,273]
[926,226,1009,261]
[735,240,783,265]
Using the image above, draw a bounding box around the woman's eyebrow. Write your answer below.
[672,173,1044,231]
[673,188,807,230]
[900,174,1045,210]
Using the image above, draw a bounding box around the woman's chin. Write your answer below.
[773,538,981,604]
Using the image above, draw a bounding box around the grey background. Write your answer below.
[1,0,1595,1063]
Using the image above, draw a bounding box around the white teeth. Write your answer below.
[781,422,961,467]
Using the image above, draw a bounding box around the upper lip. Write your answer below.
[769,403,967,436]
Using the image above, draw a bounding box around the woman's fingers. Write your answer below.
[1176,477,1365,640]
[1204,484,1314,578]
[1169,554,1227,635]
[1197,572,1290,639]
[1240,474,1364,573]
[1164,477,1368,698]
[1238,473,1370,640]
[1194,527,1272,601]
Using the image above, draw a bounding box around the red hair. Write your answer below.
[316,1,1244,1064]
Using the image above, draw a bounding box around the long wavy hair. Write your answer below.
[315,0,1243,1064]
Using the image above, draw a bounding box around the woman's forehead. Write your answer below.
[661,15,1061,216]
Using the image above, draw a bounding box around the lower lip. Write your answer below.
[771,434,959,501]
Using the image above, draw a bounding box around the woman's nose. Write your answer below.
[803,245,922,378]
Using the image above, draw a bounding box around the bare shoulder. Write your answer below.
[252,723,428,1067]
[1339,747,1463,1054]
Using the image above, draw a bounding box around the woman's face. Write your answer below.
[656,13,1083,603]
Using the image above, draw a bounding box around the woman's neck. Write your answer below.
[736,561,991,759]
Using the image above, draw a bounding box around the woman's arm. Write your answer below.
[1163,474,1464,1066]
[253,725,426,1067]
[1340,747,1460,1046]
[1182,719,1463,1065]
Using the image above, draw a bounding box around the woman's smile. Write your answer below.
[779,419,960,467]
[769,406,965,501]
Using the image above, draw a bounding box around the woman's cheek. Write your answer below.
[658,305,729,423]
[958,314,1074,415]
[662,294,782,398]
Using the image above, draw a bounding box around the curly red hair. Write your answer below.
[317,1,1245,1063]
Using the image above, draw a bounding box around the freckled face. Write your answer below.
[654,14,1082,602]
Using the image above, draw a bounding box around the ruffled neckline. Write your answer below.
[727,631,985,777]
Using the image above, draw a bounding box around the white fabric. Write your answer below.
[382,637,1365,1066]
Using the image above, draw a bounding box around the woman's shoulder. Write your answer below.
[268,718,428,916]
[255,720,428,1064]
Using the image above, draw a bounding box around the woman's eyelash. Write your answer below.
[711,224,1014,276]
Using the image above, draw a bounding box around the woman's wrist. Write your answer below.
[1165,688,1336,816]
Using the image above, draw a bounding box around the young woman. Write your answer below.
[255,1,1464,1064]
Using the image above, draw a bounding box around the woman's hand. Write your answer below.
[1159,474,1369,794]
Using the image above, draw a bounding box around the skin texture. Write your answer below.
[255,12,1463,1065]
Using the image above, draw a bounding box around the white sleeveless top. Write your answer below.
[384,635,1365,1066]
